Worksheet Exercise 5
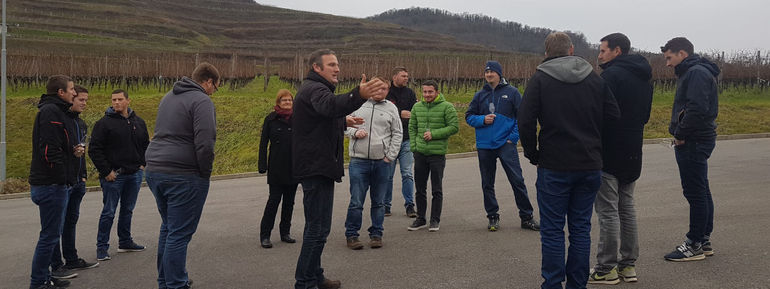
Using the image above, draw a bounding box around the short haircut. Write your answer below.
[111,89,128,99]
[374,76,390,86]
[192,62,221,84]
[544,32,573,57]
[600,33,631,55]
[391,66,408,77]
[74,85,89,94]
[46,75,71,95]
[422,80,439,92]
[307,49,335,71]
[275,89,293,105]
[660,37,694,55]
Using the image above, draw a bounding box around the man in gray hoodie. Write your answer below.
[343,77,402,250]
[144,62,220,289]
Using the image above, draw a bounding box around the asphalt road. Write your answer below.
[2,138,769,289]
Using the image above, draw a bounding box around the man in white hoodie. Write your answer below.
[343,77,403,250]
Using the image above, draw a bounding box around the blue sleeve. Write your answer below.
[465,91,486,128]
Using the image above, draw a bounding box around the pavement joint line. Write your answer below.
[2,132,768,200]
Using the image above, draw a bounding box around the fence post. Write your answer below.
[264,56,269,92]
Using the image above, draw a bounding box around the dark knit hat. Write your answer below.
[484,61,503,77]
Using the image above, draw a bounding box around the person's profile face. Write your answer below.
[71,92,88,113]
[598,41,621,65]
[664,50,688,68]
[314,54,340,84]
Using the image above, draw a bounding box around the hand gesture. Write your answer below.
[358,74,387,100]
[346,115,365,128]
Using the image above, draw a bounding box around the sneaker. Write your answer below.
[62,258,99,270]
[318,278,341,289]
[51,267,78,279]
[702,241,714,256]
[96,249,111,261]
[50,278,71,287]
[618,266,638,283]
[488,216,500,231]
[33,283,58,289]
[428,221,440,232]
[521,218,540,231]
[664,241,705,262]
[406,205,417,218]
[384,207,392,217]
[408,218,427,231]
[587,267,620,285]
[117,241,146,252]
[369,236,383,248]
[346,237,364,250]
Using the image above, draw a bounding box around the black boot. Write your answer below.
[280,234,296,243]
[260,238,273,248]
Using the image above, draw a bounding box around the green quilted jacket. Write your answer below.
[408,94,459,155]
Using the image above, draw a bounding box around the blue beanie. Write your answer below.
[485,61,503,77]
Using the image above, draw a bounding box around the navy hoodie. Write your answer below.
[670,54,720,141]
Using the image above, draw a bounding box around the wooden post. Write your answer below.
[264,56,269,92]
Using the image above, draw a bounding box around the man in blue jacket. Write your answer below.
[466,61,538,232]
[661,37,720,262]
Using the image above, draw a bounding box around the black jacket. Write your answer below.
[259,112,296,185]
[69,112,88,181]
[88,107,150,178]
[670,54,720,141]
[292,70,366,182]
[519,56,620,171]
[386,83,417,140]
[29,94,79,186]
[600,54,653,184]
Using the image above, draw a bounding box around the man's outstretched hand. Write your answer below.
[358,74,387,100]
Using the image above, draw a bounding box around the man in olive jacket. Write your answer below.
[406,80,459,232]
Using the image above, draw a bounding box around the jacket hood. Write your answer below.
[537,56,594,84]
[482,77,510,91]
[600,54,652,81]
[422,93,446,104]
[38,94,72,110]
[105,106,135,118]
[675,54,721,77]
[172,76,208,96]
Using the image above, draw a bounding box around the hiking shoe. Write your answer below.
[63,258,99,270]
[318,278,341,289]
[521,219,540,231]
[51,267,78,279]
[588,267,620,285]
[346,237,364,250]
[428,221,440,232]
[118,241,146,252]
[96,248,110,261]
[50,278,71,287]
[369,236,383,248]
[664,241,705,262]
[406,205,417,218]
[488,216,500,231]
[618,266,638,283]
[384,207,392,217]
[408,218,427,231]
[260,238,273,248]
[702,241,714,256]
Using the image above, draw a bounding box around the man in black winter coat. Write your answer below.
[661,37,720,262]
[589,33,652,285]
[88,89,150,261]
[292,49,387,289]
[385,66,417,217]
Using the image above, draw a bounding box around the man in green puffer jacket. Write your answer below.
[406,80,459,232]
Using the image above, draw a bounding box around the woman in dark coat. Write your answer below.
[258,89,298,248]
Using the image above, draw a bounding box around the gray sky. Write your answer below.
[256,0,769,54]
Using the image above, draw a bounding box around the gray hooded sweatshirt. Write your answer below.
[345,98,403,161]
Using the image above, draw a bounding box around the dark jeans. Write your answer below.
[674,138,716,244]
[413,152,446,223]
[260,183,298,240]
[29,184,70,289]
[345,158,390,238]
[536,168,601,289]
[385,139,415,209]
[97,170,142,250]
[477,142,535,220]
[146,171,210,289]
[295,176,335,289]
[52,181,86,269]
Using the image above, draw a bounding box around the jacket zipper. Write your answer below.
[367,102,375,159]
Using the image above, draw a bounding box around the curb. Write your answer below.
[3,132,769,200]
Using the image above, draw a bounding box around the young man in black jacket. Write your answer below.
[28,75,82,289]
[661,37,720,262]
[292,49,387,289]
[385,66,417,217]
[519,32,619,289]
[588,33,652,284]
[88,89,150,261]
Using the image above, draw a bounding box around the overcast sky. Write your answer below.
[256,0,769,54]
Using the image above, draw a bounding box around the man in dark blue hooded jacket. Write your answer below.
[660,37,720,262]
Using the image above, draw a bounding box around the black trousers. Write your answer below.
[413,152,446,223]
[260,183,298,239]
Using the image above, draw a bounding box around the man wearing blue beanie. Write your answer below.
[465,60,539,232]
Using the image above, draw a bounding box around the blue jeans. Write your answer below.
[97,170,143,250]
[345,158,390,238]
[295,176,335,289]
[29,184,70,289]
[537,168,600,289]
[146,171,210,289]
[477,142,535,220]
[386,140,415,209]
[674,138,716,244]
[52,181,86,269]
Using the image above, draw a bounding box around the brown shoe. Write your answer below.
[319,278,341,289]
[346,237,363,250]
[369,236,383,249]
